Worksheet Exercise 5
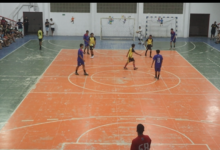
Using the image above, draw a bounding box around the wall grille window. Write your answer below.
[50,3,90,13]
[144,3,183,14]
[97,3,136,13]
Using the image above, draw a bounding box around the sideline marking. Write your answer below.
[0,49,63,130]
[0,40,32,60]
[207,58,220,68]
[177,51,220,91]
[203,42,220,53]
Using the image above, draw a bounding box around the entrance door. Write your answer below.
[189,14,209,37]
[23,12,43,35]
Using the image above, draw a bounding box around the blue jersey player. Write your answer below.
[170,28,176,49]
[75,44,89,76]
[83,30,90,54]
[151,50,163,80]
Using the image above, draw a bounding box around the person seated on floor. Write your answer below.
[0,30,8,47]
[3,31,10,47]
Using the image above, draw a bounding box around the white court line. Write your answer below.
[48,40,72,48]
[0,49,63,130]
[1,115,220,133]
[207,58,220,68]
[47,118,59,121]
[68,66,181,94]
[179,42,196,53]
[203,42,220,53]
[177,51,220,92]
[21,120,34,122]
[76,122,194,144]
[0,40,32,60]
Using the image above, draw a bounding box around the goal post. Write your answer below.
[145,16,178,38]
[100,18,135,41]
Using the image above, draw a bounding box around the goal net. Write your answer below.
[146,16,178,38]
[100,18,135,41]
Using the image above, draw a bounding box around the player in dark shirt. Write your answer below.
[75,43,89,76]
[130,124,151,150]
[151,50,163,80]
[211,21,219,40]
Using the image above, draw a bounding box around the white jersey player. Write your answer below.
[136,26,144,45]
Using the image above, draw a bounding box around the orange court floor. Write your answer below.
[0,49,220,150]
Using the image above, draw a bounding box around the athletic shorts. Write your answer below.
[128,57,134,63]
[77,60,84,66]
[45,27,49,31]
[161,22,163,24]
[90,46,94,50]
[211,30,216,35]
[39,39,42,42]
[51,28,55,31]
[155,67,161,72]
[84,42,89,47]
[18,29,23,32]
[147,44,152,50]
[171,38,176,43]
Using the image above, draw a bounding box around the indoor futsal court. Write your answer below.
[1,3,220,150]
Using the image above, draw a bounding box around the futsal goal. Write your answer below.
[100,18,135,41]
[145,16,178,38]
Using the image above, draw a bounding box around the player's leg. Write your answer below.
[150,50,152,58]
[173,40,176,48]
[138,38,141,44]
[170,40,172,49]
[145,47,148,56]
[124,59,130,69]
[133,59,138,70]
[90,46,94,58]
[87,45,90,55]
[75,65,80,75]
[83,44,86,54]
[157,71,160,80]
[154,70,157,78]
[82,64,89,75]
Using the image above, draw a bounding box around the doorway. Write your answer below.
[23,12,43,35]
[189,14,209,37]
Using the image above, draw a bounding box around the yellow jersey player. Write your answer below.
[145,35,153,58]
[89,33,96,58]
[124,44,142,70]
[37,27,43,50]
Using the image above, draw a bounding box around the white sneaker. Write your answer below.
[91,56,94,59]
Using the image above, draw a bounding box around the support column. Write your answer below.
[90,3,96,33]
[137,3,143,28]
[183,3,190,38]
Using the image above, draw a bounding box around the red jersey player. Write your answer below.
[130,124,152,150]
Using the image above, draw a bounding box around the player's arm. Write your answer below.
[78,54,84,62]
[94,37,96,48]
[126,50,129,57]
[151,59,155,68]
[134,51,141,56]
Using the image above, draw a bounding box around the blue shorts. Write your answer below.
[77,60,84,66]
[155,67,161,72]
[84,42,89,47]
[171,38,176,43]
[45,27,49,31]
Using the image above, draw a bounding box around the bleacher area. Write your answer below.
[0,17,24,50]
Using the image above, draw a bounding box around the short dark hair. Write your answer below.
[156,49,160,54]
[80,43,84,47]
[137,124,144,134]
[171,28,173,30]
[150,35,152,36]
[131,44,135,47]
[86,30,89,32]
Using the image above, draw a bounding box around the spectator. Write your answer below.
[50,18,55,36]
[23,16,29,35]
[45,19,49,36]
[16,19,24,38]
[130,124,151,150]
[211,21,219,40]
[1,17,6,26]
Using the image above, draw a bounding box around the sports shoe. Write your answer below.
[87,52,90,55]
[150,56,152,58]
[124,67,128,70]
[84,73,89,76]
[75,72,79,75]
[91,56,94,58]
[134,67,138,70]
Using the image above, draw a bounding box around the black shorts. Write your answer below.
[147,44,152,50]
[51,28,55,31]
[128,57,134,63]
[39,39,42,42]
[90,46,94,50]
[211,30,215,35]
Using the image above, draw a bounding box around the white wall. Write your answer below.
[2,3,220,37]
[190,3,220,37]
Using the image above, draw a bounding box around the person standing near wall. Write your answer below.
[45,19,50,36]
[50,18,55,36]
[23,17,29,36]
[16,19,24,38]
[210,21,219,40]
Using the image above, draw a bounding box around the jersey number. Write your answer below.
[139,143,149,150]
[39,32,42,36]
[157,58,160,63]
